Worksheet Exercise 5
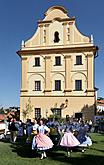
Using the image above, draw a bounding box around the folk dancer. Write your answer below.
[32,119,53,159]
[76,120,92,152]
[60,121,80,157]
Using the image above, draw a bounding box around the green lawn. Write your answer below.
[0,133,104,165]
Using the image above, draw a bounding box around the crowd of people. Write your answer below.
[94,117,104,133]
[2,116,95,159]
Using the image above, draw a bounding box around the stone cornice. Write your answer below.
[17,46,97,57]
[38,20,52,25]
[20,95,95,97]
[38,17,75,24]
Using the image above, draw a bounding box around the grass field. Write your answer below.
[0,133,104,165]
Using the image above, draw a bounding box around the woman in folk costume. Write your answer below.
[32,119,39,135]
[76,120,92,152]
[60,121,80,157]
[31,119,39,145]
[32,119,53,159]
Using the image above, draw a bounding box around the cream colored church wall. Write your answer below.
[25,28,40,47]
[28,55,45,72]
[20,96,95,121]
[25,51,92,97]
[51,54,65,72]
[71,72,87,96]
[72,53,87,71]
[27,74,45,95]
[51,72,65,96]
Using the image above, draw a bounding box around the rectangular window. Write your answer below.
[55,80,61,91]
[76,55,82,65]
[35,57,40,66]
[35,81,41,91]
[75,80,82,91]
[55,56,61,66]
[54,108,61,118]
[35,108,41,118]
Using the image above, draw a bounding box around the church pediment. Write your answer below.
[22,6,93,50]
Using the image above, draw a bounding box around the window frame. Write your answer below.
[75,80,82,91]
[75,55,82,65]
[55,56,61,66]
[35,108,41,119]
[55,80,61,91]
[54,108,61,118]
[34,57,40,67]
[34,81,41,91]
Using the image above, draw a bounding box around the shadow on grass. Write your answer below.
[10,137,40,158]
[10,140,66,158]
[11,143,36,158]
[0,138,10,143]
[49,153,104,165]
[92,140,98,144]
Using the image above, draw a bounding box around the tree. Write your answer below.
[22,98,33,121]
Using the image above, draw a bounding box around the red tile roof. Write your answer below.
[96,100,104,104]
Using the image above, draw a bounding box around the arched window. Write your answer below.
[54,31,60,43]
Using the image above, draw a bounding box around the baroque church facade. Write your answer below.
[17,6,98,121]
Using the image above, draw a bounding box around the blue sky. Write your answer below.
[0,0,104,108]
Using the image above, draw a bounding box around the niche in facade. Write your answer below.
[54,31,60,43]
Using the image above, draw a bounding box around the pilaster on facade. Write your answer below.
[45,24,50,45]
[44,56,52,95]
[63,22,67,45]
[64,55,72,95]
[86,53,94,96]
[39,23,50,46]
[69,21,74,44]
[39,24,44,45]
[21,57,28,94]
